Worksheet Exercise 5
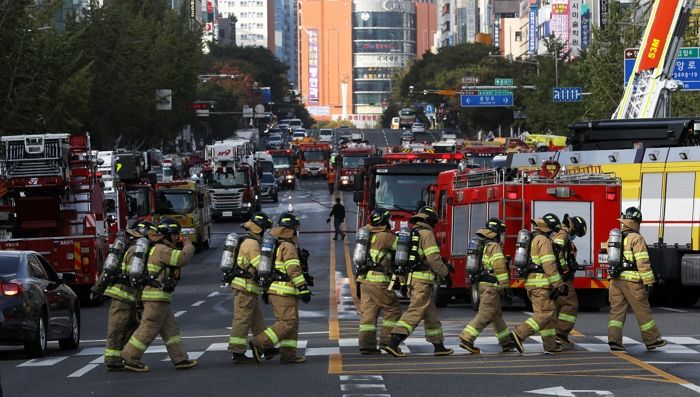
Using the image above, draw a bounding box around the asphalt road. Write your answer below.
[2,158,700,397]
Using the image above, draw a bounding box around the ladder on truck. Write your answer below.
[66,134,99,237]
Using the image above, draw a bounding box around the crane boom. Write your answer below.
[613,0,695,119]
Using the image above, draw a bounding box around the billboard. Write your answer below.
[550,0,570,49]
[307,29,319,104]
[581,3,591,49]
[569,0,581,54]
[528,5,538,54]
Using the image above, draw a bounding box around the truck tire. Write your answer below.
[25,312,48,358]
[668,286,700,307]
[59,307,80,350]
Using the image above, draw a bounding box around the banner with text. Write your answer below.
[308,29,319,104]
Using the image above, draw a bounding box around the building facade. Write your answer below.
[275,0,299,90]
[220,0,274,48]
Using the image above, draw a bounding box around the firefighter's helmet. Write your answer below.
[278,212,301,229]
[370,209,391,227]
[416,206,439,226]
[621,207,642,224]
[251,212,274,230]
[542,213,562,232]
[567,215,587,237]
[158,218,182,235]
[134,221,158,237]
[485,217,506,234]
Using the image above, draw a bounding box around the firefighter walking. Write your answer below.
[552,215,587,349]
[357,209,402,355]
[121,218,198,372]
[510,214,567,354]
[459,218,516,354]
[227,213,274,363]
[91,221,158,370]
[250,212,311,364]
[607,207,667,351]
[383,207,453,357]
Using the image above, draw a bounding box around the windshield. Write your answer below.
[272,156,292,168]
[400,109,414,116]
[207,169,248,188]
[159,191,194,215]
[374,174,436,211]
[259,161,274,174]
[303,151,326,161]
[0,256,19,276]
[320,130,332,136]
[342,156,365,168]
[261,174,275,183]
[126,187,151,217]
[433,145,455,153]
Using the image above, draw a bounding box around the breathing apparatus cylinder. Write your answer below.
[128,237,150,284]
[257,233,277,283]
[352,227,370,278]
[607,228,623,277]
[513,229,532,269]
[465,238,481,276]
[394,227,411,274]
[103,237,128,275]
[220,233,241,274]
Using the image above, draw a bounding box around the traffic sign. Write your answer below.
[552,87,583,102]
[495,78,513,86]
[624,47,700,91]
[425,104,435,114]
[461,92,513,107]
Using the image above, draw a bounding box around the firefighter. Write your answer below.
[357,209,402,355]
[459,218,517,354]
[121,218,198,372]
[510,213,566,354]
[383,206,453,358]
[552,215,587,349]
[91,221,158,371]
[228,212,274,363]
[250,212,311,364]
[607,207,667,351]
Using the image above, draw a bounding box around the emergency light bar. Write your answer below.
[383,152,464,161]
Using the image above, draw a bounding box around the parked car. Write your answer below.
[319,128,333,142]
[0,251,81,357]
[260,172,279,202]
[411,122,426,134]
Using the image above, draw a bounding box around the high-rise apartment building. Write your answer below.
[221,0,274,48]
[275,0,299,90]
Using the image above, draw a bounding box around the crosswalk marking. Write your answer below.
[596,336,641,344]
[68,364,99,377]
[666,337,700,345]
[18,356,69,367]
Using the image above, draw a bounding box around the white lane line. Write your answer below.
[522,311,533,316]
[681,383,700,394]
[208,291,220,298]
[666,337,700,344]
[18,356,69,367]
[192,300,206,307]
[646,361,700,364]
[306,347,340,356]
[174,311,187,317]
[659,307,688,313]
[340,375,384,381]
[595,336,641,344]
[68,364,100,378]
[162,351,205,361]
[340,384,387,391]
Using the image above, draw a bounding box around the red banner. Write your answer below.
[638,0,680,71]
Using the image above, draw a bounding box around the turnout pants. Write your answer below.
[555,280,579,338]
[253,294,300,361]
[459,283,510,347]
[228,289,265,354]
[608,279,662,346]
[121,301,188,366]
[390,280,444,343]
[104,298,139,366]
[514,287,558,352]
[358,282,402,350]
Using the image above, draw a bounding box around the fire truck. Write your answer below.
[268,149,296,189]
[154,179,211,250]
[114,150,158,223]
[338,144,376,190]
[429,162,621,307]
[204,140,260,220]
[352,152,464,232]
[95,150,128,241]
[0,133,109,299]
[297,143,331,178]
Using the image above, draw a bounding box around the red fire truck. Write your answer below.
[429,162,621,308]
[0,134,109,299]
[297,143,331,178]
[352,152,464,232]
[268,149,297,189]
[338,144,376,190]
[114,150,157,223]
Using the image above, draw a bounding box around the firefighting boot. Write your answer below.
[433,342,454,356]
[608,342,626,352]
[556,334,575,349]
[264,347,280,360]
[232,353,255,364]
[175,360,199,370]
[501,340,517,353]
[646,339,668,351]
[249,341,263,364]
[124,361,150,373]
[381,334,407,357]
[509,332,525,353]
[360,348,382,355]
[459,339,481,354]
[281,356,307,364]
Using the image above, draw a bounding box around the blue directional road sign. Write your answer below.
[460,92,513,107]
[624,47,700,91]
[552,87,583,102]
[425,104,434,113]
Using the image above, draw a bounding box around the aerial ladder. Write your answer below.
[614,0,696,119]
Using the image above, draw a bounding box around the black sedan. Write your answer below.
[260,172,279,203]
[0,251,81,357]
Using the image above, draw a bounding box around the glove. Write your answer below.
[446,264,455,273]
[442,274,453,288]
[645,284,654,296]
[261,293,270,305]
[89,292,98,301]
[298,285,311,303]
[549,284,568,300]
[326,218,331,224]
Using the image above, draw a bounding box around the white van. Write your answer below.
[319,128,333,142]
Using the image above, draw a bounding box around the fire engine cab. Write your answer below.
[338,144,376,190]
[297,143,331,178]
[430,161,621,308]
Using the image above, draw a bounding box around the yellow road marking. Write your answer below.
[328,353,343,374]
[612,352,690,385]
[340,367,642,374]
[570,329,584,337]
[341,360,627,369]
[340,352,617,363]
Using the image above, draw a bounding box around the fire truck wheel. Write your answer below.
[25,312,48,358]
[59,307,80,350]
[470,285,480,312]
[668,286,700,307]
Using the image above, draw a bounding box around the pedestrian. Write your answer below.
[552,215,587,349]
[510,213,566,354]
[91,221,158,371]
[327,167,336,195]
[383,207,454,357]
[357,209,402,355]
[607,207,667,351]
[459,218,516,354]
[250,212,311,364]
[121,218,198,372]
[327,198,345,240]
[227,213,274,363]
